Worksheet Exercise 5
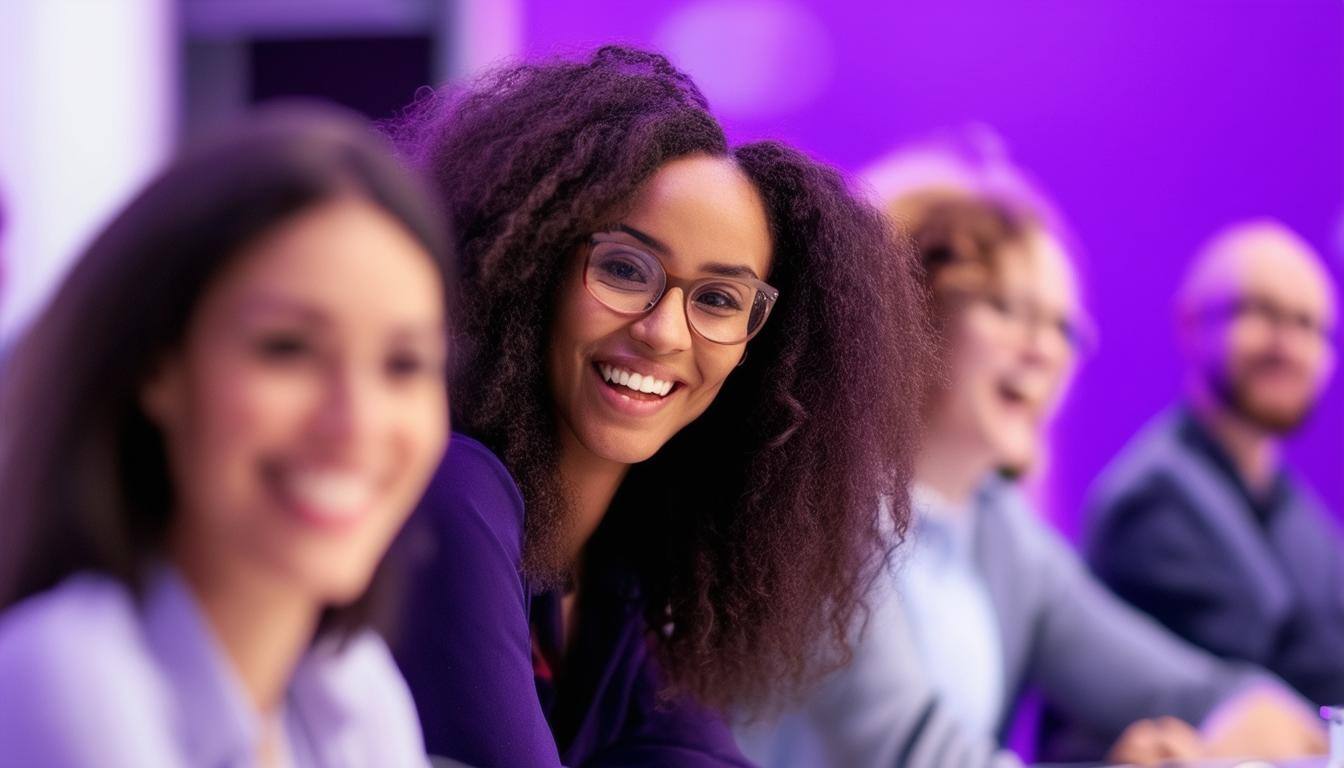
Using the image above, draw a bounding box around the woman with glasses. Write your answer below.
[0,106,451,765]
[388,46,931,767]
[739,170,1326,767]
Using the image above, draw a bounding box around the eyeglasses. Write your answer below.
[583,232,780,345]
[1203,295,1333,341]
[941,287,1098,358]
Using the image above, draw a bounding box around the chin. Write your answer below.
[311,570,378,606]
[581,423,670,466]
[989,434,1039,478]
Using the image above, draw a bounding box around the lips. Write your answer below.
[264,462,377,530]
[598,362,676,398]
[587,356,686,417]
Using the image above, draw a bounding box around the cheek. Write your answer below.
[176,360,321,498]
[391,389,450,497]
[550,287,617,385]
[1223,322,1268,363]
[685,345,742,409]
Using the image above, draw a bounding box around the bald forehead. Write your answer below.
[1181,221,1337,323]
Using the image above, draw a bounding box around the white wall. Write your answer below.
[0,0,176,342]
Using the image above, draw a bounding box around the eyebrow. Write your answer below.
[616,223,763,280]
[238,295,448,340]
[617,224,671,255]
[237,295,328,324]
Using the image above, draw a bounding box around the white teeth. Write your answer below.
[286,471,372,519]
[597,363,674,398]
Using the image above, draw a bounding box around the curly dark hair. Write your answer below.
[392,45,931,712]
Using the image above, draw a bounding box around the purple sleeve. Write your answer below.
[392,435,563,767]
[584,629,755,768]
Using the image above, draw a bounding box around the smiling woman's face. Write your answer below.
[141,198,450,606]
[547,154,773,466]
[930,229,1082,474]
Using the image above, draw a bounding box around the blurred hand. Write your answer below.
[1107,716,1204,765]
[1201,685,1326,760]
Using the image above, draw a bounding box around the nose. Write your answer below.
[1019,318,1073,374]
[628,286,694,354]
[311,359,384,463]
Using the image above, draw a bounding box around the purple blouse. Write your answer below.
[392,434,753,767]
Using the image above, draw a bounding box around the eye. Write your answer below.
[253,331,313,362]
[386,352,425,377]
[984,294,1015,317]
[692,283,746,315]
[384,343,447,382]
[596,254,652,288]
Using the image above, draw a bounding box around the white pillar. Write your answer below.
[0,0,177,341]
[441,0,522,82]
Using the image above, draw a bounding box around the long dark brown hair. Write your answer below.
[0,104,452,637]
[394,45,931,711]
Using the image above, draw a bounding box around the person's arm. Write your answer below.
[588,636,756,768]
[756,577,1023,768]
[1087,484,1280,665]
[391,439,563,767]
[1021,503,1282,736]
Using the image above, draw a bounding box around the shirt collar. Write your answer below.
[139,565,373,766]
[139,564,258,767]
[1176,406,1292,524]
[910,482,981,562]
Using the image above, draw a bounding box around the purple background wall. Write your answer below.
[519,0,1344,531]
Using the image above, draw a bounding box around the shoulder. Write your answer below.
[0,574,174,762]
[1087,410,1190,517]
[295,629,429,766]
[0,573,158,690]
[978,478,1050,547]
[977,478,1085,582]
[410,432,527,569]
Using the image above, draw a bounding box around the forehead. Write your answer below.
[1225,239,1336,321]
[621,154,772,277]
[978,229,1080,311]
[212,198,442,321]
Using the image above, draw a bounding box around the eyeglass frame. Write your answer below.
[938,285,1100,359]
[582,231,781,345]
[1198,294,1335,342]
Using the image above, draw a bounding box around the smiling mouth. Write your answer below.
[595,362,679,401]
[996,381,1035,410]
[263,461,377,529]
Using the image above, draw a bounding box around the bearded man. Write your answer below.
[1084,219,1342,706]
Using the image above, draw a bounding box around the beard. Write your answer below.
[1208,354,1317,434]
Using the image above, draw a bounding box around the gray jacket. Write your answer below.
[737,477,1268,768]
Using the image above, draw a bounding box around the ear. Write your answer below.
[139,356,185,431]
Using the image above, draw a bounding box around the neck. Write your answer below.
[1189,393,1281,495]
[915,430,995,509]
[172,542,320,714]
[556,429,631,567]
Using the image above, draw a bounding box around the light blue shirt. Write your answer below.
[0,567,429,767]
[736,476,1273,768]
[900,484,1006,737]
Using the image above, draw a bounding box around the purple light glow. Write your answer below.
[523,0,1344,533]
[654,0,835,120]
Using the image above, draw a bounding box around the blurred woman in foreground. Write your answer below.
[0,105,452,767]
